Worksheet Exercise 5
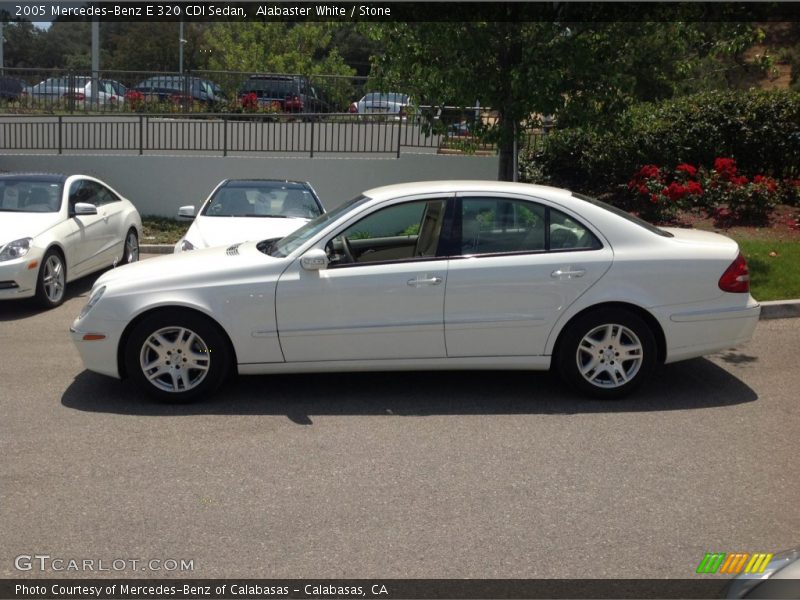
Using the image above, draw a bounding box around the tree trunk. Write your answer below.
[496,114,517,182]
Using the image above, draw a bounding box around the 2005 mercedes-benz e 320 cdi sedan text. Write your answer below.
[71,181,760,402]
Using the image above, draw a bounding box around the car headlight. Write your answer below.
[78,285,106,320]
[0,237,33,262]
[179,239,195,251]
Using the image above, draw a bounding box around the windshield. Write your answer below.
[572,192,674,238]
[266,195,371,258]
[0,179,63,213]
[202,181,323,219]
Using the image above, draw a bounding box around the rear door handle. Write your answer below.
[551,268,586,278]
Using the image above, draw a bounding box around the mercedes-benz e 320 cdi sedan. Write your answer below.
[71,181,759,401]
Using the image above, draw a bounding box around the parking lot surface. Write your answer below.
[1,262,798,579]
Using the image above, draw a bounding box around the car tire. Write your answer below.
[35,249,66,309]
[125,310,231,403]
[120,228,139,265]
[556,307,656,399]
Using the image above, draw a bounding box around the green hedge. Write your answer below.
[522,90,800,195]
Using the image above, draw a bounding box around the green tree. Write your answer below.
[204,23,356,108]
[368,19,758,181]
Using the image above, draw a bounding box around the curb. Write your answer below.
[139,244,800,320]
[140,244,174,255]
[759,300,800,320]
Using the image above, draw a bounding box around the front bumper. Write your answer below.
[0,253,43,300]
[70,318,123,379]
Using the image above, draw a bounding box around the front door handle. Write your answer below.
[407,275,443,287]
[551,268,586,278]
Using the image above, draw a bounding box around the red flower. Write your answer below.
[676,163,697,178]
[686,181,704,196]
[650,193,659,203]
[731,175,749,186]
[666,182,688,201]
[638,165,661,179]
[714,157,738,180]
[638,184,648,196]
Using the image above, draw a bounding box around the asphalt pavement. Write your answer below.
[1,263,799,580]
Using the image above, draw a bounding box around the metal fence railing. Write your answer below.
[0,112,537,157]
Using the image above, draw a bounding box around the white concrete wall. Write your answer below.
[0,152,499,215]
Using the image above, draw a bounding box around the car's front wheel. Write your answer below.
[35,249,66,309]
[557,308,656,399]
[124,310,231,402]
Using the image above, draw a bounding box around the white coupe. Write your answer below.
[0,173,141,308]
[71,181,760,401]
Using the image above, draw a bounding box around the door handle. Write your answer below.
[407,276,443,287]
[551,268,586,278]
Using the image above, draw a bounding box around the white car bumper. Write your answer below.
[0,251,43,300]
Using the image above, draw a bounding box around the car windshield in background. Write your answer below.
[202,181,324,219]
[0,177,63,213]
[572,192,674,238]
[265,195,371,258]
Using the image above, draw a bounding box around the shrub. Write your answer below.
[626,157,781,226]
[522,90,800,196]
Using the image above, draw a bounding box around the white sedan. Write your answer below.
[71,181,759,401]
[174,179,324,252]
[0,174,141,308]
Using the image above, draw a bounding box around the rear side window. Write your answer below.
[459,197,601,256]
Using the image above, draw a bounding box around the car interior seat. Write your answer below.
[222,189,251,216]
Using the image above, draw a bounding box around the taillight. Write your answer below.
[718,252,750,293]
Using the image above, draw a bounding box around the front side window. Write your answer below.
[327,199,447,266]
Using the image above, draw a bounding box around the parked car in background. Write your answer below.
[131,75,224,108]
[0,76,26,101]
[350,92,412,118]
[174,179,324,253]
[0,173,141,308]
[71,180,759,402]
[23,76,126,107]
[238,75,329,113]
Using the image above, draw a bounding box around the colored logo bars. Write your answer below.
[696,552,774,575]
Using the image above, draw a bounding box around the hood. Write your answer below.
[95,241,282,293]
[0,212,63,245]
[186,215,309,249]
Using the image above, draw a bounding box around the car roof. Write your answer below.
[222,178,310,187]
[0,173,68,183]
[362,180,574,202]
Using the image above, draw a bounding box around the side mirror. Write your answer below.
[177,205,196,220]
[73,202,97,216]
[301,248,329,271]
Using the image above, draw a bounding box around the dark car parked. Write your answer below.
[0,76,26,101]
[238,75,329,113]
[130,75,225,107]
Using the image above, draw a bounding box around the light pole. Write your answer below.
[179,20,186,74]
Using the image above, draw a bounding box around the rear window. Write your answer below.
[572,192,673,238]
[241,79,297,96]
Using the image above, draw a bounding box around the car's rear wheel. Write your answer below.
[35,249,66,309]
[557,308,656,399]
[125,310,230,402]
[120,228,139,265]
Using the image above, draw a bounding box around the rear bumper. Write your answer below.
[663,300,761,363]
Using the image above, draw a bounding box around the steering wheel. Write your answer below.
[340,235,356,263]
